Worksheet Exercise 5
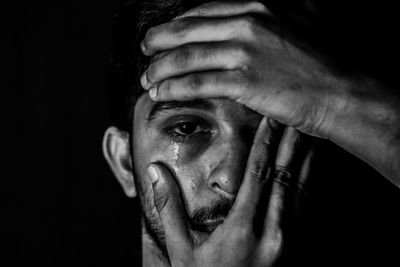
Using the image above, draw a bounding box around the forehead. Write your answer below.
[133,93,260,125]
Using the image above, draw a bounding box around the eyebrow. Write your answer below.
[146,99,216,121]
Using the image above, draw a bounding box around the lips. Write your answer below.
[191,217,225,233]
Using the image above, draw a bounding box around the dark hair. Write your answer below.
[107,0,220,132]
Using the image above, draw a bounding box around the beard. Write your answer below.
[139,185,233,259]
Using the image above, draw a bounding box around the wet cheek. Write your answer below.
[177,139,209,164]
[173,143,209,211]
[149,142,207,203]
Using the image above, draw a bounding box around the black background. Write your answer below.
[3,0,400,266]
[5,0,141,266]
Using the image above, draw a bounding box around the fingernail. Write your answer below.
[149,86,158,98]
[140,72,148,89]
[147,165,159,184]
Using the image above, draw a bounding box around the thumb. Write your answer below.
[147,163,193,259]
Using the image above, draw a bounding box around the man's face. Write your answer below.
[132,94,262,248]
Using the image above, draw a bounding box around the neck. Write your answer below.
[142,224,170,267]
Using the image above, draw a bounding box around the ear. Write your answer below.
[102,127,137,197]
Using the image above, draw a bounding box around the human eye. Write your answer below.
[161,115,213,143]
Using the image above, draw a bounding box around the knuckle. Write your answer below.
[193,5,207,17]
[186,73,204,91]
[172,18,194,38]
[227,70,250,99]
[255,139,271,157]
[174,45,192,68]
[237,15,257,37]
[275,165,291,173]
[241,15,256,27]
[235,68,251,83]
[199,46,213,60]
[231,43,252,67]
[249,160,268,183]
[159,79,171,95]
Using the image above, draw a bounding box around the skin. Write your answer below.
[140,1,400,185]
[103,93,313,266]
[133,96,264,249]
[102,1,400,265]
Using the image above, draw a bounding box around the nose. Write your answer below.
[205,134,250,197]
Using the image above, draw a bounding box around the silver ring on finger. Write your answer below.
[273,166,292,187]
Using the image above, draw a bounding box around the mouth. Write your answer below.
[191,217,225,233]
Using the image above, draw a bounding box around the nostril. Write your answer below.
[209,176,238,197]
[211,181,221,191]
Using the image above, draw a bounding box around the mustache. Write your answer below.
[190,196,233,226]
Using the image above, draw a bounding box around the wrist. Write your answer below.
[326,75,400,182]
[310,73,355,140]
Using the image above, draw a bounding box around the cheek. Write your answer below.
[134,137,208,211]
[155,142,206,193]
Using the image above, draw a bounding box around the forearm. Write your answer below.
[326,76,400,186]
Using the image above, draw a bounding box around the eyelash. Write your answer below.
[162,119,212,143]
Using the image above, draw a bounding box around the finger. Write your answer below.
[141,15,257,56]
[175,1,271,19]
[141,42,249,90]
[265,128,304,232]
[147,163,193,260]
[148,70,244,101]
[227,117,283,227]
[298,145,314,190]
[294,144,315,215]
[275,128,303,171]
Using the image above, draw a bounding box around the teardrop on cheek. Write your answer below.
[177,142,209,166]
[172,143,180,167]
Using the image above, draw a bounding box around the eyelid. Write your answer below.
[172,121,206,135]
[160,115,215,142]
[162,114,210,127]
[165,119,211,135]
